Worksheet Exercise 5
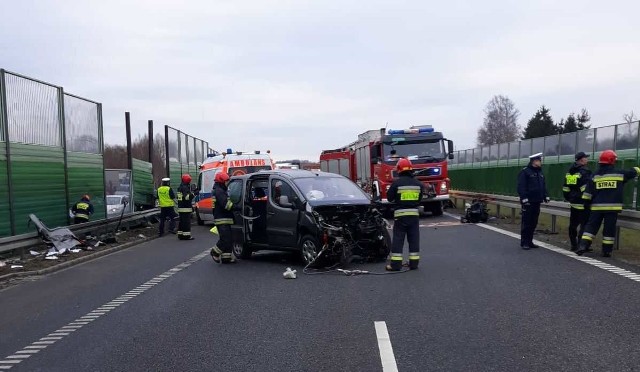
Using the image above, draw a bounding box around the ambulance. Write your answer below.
[193,149,275,225]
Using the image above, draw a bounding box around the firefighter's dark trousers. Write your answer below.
[580,211,618,254]
[210,224,234,263]
[177,212,193,240]
[568,207,589,249]
[74,217,89,224]
[520,202,541,247]
[159,207,177,236]
[390,216,420,270]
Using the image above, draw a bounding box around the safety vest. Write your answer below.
[157,186,175,207]
[74,202,91,220]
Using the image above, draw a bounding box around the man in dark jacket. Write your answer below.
[72,195,94,224]
[563,152,592,251]
[517,153,550,250]
[386,158,425,271]
[177,173,195,240]
[210,172,237,264]
[576,150,640,257]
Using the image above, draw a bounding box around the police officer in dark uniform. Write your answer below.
[177,173,195,240]
[563,152,592,251]
[517,153,550,250]
[156,177,178,237]
[210,171,237,264]
[576,150,639,257]
[386,158,425,271]
[72,195,94,224]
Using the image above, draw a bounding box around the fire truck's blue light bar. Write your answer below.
[388,128,434,134]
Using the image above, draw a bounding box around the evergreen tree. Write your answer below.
[522,105,557,139]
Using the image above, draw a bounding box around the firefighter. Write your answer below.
[156,177,178,237]
[563,152,592,251]
[576,150,640,257]
[517,153,550,250]
[386,158,425,271]
[177,174,195,240]
[71,195,94,224]
[210,171,237,264]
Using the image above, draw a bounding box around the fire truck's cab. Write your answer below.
[194,149,275,225]
[320,125,454,217]
[370,126,454,216]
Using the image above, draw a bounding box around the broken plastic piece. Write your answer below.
[70,249,81,253]
[45,256,59,260]
[0,261,5,268]
[11,265,24,269]
[138,234,145,238]
[283,267,297,279]
[30,250,40,256]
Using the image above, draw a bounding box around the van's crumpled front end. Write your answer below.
[309,204,391,268]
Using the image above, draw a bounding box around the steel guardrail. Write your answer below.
[0,209,160,255]
[449,190,640,232]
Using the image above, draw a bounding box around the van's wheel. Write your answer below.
[196,208,204,226]
[300,235,321,266]
[233,241,252,259]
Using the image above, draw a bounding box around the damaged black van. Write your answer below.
[226,170,391,266]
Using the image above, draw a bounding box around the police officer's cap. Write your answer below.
[529,153,543,161]
[161,177,170,182]
[575,151,589,161]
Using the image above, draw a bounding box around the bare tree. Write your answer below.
[477,95,521,146]
[623,111,637,123]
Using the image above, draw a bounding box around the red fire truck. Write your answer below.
[319,125,454,216]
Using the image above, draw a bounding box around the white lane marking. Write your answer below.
[0,250,209,370]
[374,321,399,372]
[443,212,640,284]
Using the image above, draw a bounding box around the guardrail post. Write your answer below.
[615,226,621,250]
[551,215,557,233]
[496,204,501,219]
[0,69,16,237]
[511,207,516,224]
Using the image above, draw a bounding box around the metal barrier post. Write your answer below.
[551,215,557,233]
[59,87,71,226]
[496,204,501,218]
[511,207,516,224]
[615,226,621,250]
[0,69,16,236]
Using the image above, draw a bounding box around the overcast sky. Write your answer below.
[2,0,639,161]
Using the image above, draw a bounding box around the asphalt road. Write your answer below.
[1,215,640,372]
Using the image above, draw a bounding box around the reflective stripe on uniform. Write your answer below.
[225,200,233,210]
[75,214,89,220]
[394,208,419,218]
[582,193,592,200]
[590,203,623,211]
[581,232,594,241]
[212,246,222,255]
[580,185,587,192]
[390,254,403,261]
[177,208,192,213]
[603,236,616,244]
[593,174,625,182]
[570,204,585,210]
[214,218,234,225]
[409,255,420,260]
[562,187,571,192]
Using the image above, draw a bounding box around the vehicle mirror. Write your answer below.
[447,140,454,156]
[448,153,455,160]
[279,195,294,209]
[191,183,199,195]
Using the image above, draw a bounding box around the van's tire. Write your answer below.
[300,235,322,266]
[196,208,205,226]
[233,241,252,259]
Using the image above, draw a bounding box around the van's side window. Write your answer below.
[271,179,295,207]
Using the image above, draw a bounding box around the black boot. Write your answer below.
[575,241,593,256]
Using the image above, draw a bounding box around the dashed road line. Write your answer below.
[443,212,640,284]
[0,250,209,370]
[374,321,399,372]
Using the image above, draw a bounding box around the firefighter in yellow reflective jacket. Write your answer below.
[72,195,94,224]
[210,171,237,264]
[576,150,640,257]
[156,177,178,237]
[177,174,195,240]
[386,158,425,271]
[562,152,592,251]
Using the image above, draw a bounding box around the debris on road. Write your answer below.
[11,265,24,269]
[283,267,297,279]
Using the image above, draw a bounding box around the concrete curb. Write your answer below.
[0,236,157,283]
